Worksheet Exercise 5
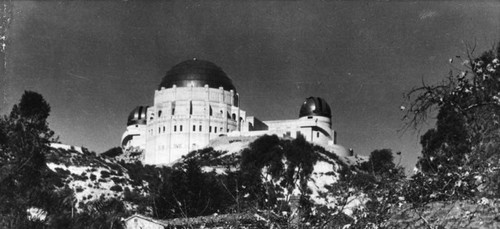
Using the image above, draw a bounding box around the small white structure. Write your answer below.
[123,214,166,229]
[122,59,351,165]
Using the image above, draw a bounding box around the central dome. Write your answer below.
[159,59,236,92]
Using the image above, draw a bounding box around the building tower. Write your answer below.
[143,59,246,164]
[121,106,148,155]
[298,97,336,145]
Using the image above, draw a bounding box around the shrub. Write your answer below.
[110,185,123,192]
[100,170,110,178]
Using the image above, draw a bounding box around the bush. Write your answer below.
[100,170,110,179]
[110,185,123,192]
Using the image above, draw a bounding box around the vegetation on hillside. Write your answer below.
[403,42,500,203]
[1,42,499,228]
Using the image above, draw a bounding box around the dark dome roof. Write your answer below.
[299,97,332,118]
[159,59,236,92]
[127,106,148,126]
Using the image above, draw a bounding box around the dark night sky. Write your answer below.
[3,1,499,172]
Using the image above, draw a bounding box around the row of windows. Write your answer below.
[154,102,239,121]
[149,125,230,135]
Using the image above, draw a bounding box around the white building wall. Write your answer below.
[121,124,147,151]
[144,85,243,164]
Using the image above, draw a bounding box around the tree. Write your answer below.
[0,91,58,227]
[361,149,398,177]
[404,42,500,200]
[101,147,123,158]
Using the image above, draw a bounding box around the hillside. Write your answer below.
[26,134,387,228]
[176,135,369,218]
[46,143,149,211]
[42,134,372,226]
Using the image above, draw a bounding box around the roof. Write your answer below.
[123,212,275,228]
[299,97,332,118]
[158,59,236,92]
[127,106,148,126]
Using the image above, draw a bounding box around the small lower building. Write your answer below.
[122,213,276,229]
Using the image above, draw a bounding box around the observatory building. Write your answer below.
[122,59,350,165]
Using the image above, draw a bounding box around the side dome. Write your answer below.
[127,106,148,126]
[158,59,236,92]
[299,97,332,118]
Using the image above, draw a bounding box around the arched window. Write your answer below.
[234,94,239,107]
[189,101,193,115]
[209,106,213,116]
[158,110,162,118]
[232,113,236,120]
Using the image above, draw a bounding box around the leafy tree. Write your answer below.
[153,159,232,219]
[0,91,59,227]
[360,149,399,177]
[404,42,500,200]
[74,198,127,229]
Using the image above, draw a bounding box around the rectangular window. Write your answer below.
[163,126,165,133]
[209,126,212,133]
[158,127,160,134]
[215,127,217,133]
[193,125,196,131]
[174,125,177,132]
[199,125,202,131]
[180,125,183,132]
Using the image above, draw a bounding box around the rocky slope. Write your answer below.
[46,143,148,211]
[46,135,370,224]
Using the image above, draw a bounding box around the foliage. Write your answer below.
[0,91,129,228]
[308,149,405,228]
[404,42,500,202]
[75,198,127,229]
[101,147,123,158]
[152,159,233,219]
[0,91,60,228]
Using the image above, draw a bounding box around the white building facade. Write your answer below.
[122,59,350,165]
